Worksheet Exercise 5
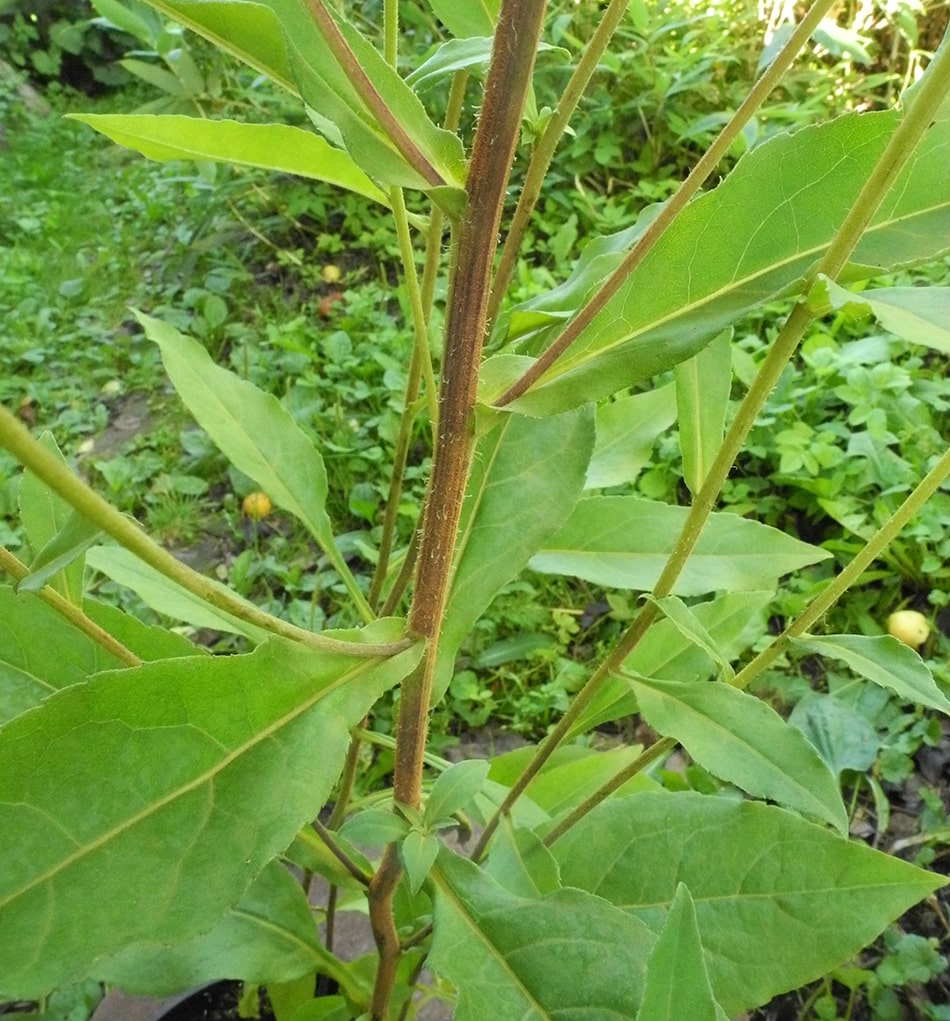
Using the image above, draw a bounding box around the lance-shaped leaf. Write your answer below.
[143,1,466,195]
[503,96,950,415]
[585,383,677,489]
[0,627,420,998]
[811,276,950,354]
[16,509,101,596]
[530,496,829,595]
[0,586,125,725]
[429,850,655,1021]
[791,633,950,716]
[70,116,390,206]
[134,312,351,588]
[82,599,206,663]
[567,591,773,738]
[551,793,944,1015]
[638,884,727,1021]
[18,433,86,605]
[629,677,848,831]
[433,407,595,700]
[675,329,732,496]
[95,860,365,1001]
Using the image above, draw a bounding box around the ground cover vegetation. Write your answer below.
[2,0,950,1018]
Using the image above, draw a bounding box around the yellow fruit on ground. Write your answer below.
[887,609,930,648]
[242,491,272,520]
[321,263,342,283]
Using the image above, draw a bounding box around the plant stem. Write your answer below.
[494,0,838,407]
[473,30,950,859]
[0,404,409,659]
[487,0,631,326]
[311,817,372,886]
[732,444,950,691]
[301,0,445,189]
[0,545,141,668]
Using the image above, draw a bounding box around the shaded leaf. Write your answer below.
[425,0,500,38]
[434,407,594,699]
[96,860,364,1000]
[484,820,560,899]
[630,677,847,831]
[551,793,944,1015]
[402,830,440,895]
[793,634,950,715]
[425,759,491,828]
[788,693,881,776]
[0,586,124,725]
[16,509,101,595]
[86,545,269,640]
[0,628,420,997]
[674,329,732,495]
[637,884,726,1021]
[430,850,654,1021]
[585,384,677,489]
[71,115,390,205]
[18,433,85,604]
[530,497,829,595]
[567,591,773,738]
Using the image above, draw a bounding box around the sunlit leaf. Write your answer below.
[71,115,390,205]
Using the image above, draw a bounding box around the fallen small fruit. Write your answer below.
[887,609,930,648]
[242,492,272,520]
[321,263,342,283]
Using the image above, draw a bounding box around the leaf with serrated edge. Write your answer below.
[637,884,727,1021]
[630,677,847,831]
[0,628,420,997]
[430,850,653,1021]
[531,497,829,595]
[70,116,389,205]
[793,634,950,715]
[551,793,944,1015]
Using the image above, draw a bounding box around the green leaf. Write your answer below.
[96,860,363,999]
[424,759,491,828]
[530,497,829,595]
[585,384,677,489]
[16,509,101,596]
[18,433,85,605]
[401,830,440,895]
[135,312,358,599]
[86,545,270,639]
[629,677,847,831]
[339,808,410,848]
[637,884,726,1021]
[0,628,420,997]
[788,693,880,776]
[70,116,390,206]
[90,0,160,45]
[144,1,466,194]
[674,329,732,495]
[82,599,206,662]
[551,793,944,1015]
[483,820,560,899]
[792,634,950,715]
[120,58,184,96]
[407,37,567,90]
[286,824,372,891]
[430,850,654,1021]
[646,595,735,681]
[568,591,773,738]
[504,101,950,414]
[0,586,124,726]
[434,407,595,699]
[425,0,500,38]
